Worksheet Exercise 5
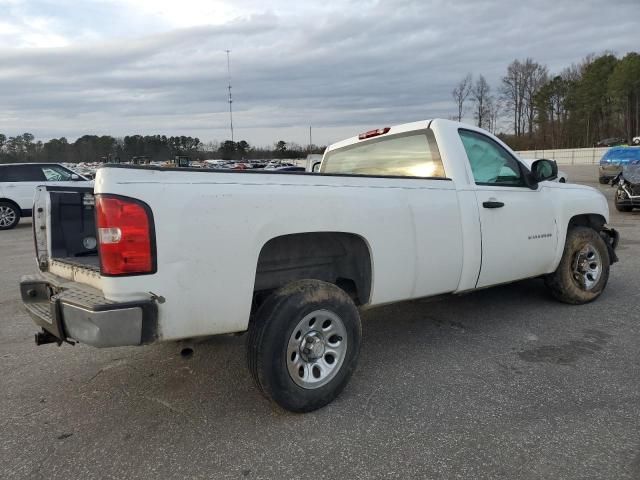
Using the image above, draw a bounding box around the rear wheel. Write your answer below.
[247,279,361,412]
[0,202,20,230]
[545,227,610,304]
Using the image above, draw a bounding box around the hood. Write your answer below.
[622,162,640,184]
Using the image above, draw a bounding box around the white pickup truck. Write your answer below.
[20,119,619,412]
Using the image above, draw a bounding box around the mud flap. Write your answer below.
[600,227,619,264]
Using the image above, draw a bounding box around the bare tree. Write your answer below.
[451,73,473,122]
[502,58,548,137]
[502,60,525,136]
[522,59,548,137]
[472,75,491,129]
[487,97,502,134]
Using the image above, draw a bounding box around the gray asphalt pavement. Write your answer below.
[1,165,639,479]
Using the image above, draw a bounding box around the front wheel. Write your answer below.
[0,202,20,230]
[545,227,610,304]
[614,187,633,212]
[247,280,361,412]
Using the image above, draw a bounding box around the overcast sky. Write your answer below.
[0,0,638,147]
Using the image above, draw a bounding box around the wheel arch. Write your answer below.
[0,198,21,212]
[253,231,373,308]
[568,213,606,230]
[550,213,608,272]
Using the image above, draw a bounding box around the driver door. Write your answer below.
[459,130,558,288]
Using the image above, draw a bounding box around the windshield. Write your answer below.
[41,165,76,181]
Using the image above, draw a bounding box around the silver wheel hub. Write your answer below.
[287,309,347,389]
[0,206,16,227]
[300,331,325,362]
[572,243,602,290]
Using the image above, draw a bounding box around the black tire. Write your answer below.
[598,177,609,185]
[615,203,633,212]
[0,201,20,230]
[614,188,633,212]
[559,177,566,183]
[545,227,610,304]
[247,279,361,413]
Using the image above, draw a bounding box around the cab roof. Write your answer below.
[326,119,434,152]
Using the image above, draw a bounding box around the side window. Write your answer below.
[0,165,46,182]
[459,130,524,186]
[41,165,73,181]
[321,130,446,178]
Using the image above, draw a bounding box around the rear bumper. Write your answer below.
[20,272,157,348]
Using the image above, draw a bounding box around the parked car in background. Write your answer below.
[595,137,627,148]
[598,147,640,184]
[0,163,91,230]
[305,154,323,172]
[612,160,640,212]
[521,158,568,183]
[274,166,306,172]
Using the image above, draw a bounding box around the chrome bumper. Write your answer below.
[20,272,157,348]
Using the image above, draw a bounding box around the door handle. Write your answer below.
[483,200,504,209]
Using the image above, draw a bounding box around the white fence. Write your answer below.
[515,147,608,165]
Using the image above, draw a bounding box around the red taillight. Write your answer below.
[95,195,155,276]
[358,127,390,140]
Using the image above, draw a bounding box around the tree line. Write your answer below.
[452,51,640,150]
[0,133,325,164]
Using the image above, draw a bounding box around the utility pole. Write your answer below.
[309,126,312,153]
[225,50,234,143]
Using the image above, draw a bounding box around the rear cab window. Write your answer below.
[321,130,446,178]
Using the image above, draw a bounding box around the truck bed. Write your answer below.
[33,185,100,278]
[55,256,100,271]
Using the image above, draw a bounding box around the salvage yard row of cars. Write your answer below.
[13,119,622,413]
[597,145,640,212]
[0,160,303,230]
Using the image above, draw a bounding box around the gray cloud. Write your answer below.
[0,0,638,146]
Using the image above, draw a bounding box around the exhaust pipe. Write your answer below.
[179,341,194,359]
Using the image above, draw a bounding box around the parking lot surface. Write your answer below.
[1,165,639,479]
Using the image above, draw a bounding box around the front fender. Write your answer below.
[550,184,611,270]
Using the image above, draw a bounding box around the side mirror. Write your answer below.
[530,159,557,183]
[71,173,81,181]
[312,161,321,173]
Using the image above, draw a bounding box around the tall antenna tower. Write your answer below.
[225,49,234,142]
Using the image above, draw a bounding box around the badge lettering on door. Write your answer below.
[528,233,552,240]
